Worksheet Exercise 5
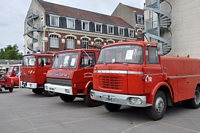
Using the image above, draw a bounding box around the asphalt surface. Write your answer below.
[0,88,200,133]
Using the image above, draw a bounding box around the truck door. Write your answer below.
[143,47,163,93]
[77,52,96,94]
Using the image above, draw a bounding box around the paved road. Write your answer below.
[0,88,200,133]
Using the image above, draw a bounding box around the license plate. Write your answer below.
[49,87,55,91]
[103,95,115,102]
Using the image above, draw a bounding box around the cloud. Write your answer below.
[0,0,144,54]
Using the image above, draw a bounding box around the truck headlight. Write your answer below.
[129,97,142,105]
[90,91,95,98]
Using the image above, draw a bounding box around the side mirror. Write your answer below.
[157,43,163,55]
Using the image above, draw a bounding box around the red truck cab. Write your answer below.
[44,49,101,106]
[91,41,200,120]
[20,53,55,96]
[6,64,21,86]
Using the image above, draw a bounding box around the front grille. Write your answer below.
[46,78,72,86]
[99,76,123,90]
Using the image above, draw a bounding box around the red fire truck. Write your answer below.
[0,76,14,92]
[20,52,55,96]
[91,41,200,120]
[6,64,21,86]
[44,49,101,107]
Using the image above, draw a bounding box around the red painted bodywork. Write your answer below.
[0,76,14,91]
[93,41,200,105]
[46,49,100,95]
[20,53,53,89]
[6,64,21,86]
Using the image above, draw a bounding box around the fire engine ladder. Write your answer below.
[145,0,172,55]
[25,11,43,53]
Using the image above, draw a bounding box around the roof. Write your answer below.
[37,0,133,28]
[126,5,144,14]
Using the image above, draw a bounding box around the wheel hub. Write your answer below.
[155,97,164,115]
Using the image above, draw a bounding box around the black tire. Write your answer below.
[32,89,43,94]
[44,90,58,97]
[147,90,166,120]
[104,103,121,112]
[60,94,75,102]
[187,87,200,109]
[182,100,190,108]
[83,86,101,107]
[9,88,13,92]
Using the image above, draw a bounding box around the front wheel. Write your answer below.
[9,88,13,92]
[32,89,43,94]
[147,90,166,120]
[83,87,101,107]
[44,91,58,97]
[104,103,121,112]
[60,94,75,102]
[188,87,200,109]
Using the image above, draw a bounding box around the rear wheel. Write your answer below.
[104,103,121,112]
[44,91,58,97]
[60,94,75,102]
[84,86,101,107]
[188,87,200,109]
[147,90,166,120]
[32,89,43,94]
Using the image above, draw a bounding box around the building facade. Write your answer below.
[144,0,200,58]
[24,0,144,54]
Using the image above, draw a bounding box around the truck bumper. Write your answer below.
[20,81,37,89]
[90,90,152,107]
[44,83,73,95]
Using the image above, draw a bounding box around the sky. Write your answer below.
[0,0,145,53]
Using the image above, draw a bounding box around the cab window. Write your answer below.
[146,47,159,64]
[80,52,96,68]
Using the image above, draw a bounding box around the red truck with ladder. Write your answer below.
[20,52,55,96]
[90,41,200,120]
[44,49,101,107]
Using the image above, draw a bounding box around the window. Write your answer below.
[107,25,114,34]
[82,38,89,49]
[50,15,59,27]
[95,23,102,33]
[146,47,159,64]
[67,18,75,29]
[95,39,102,46]
[137,15,144,25]
[50,35,59,48]
[38,57,51,66]
[82,21,89,31]
[67,36,75,49]
[81,52,96,68]
[129,29,135,37]
[118,27,124,36]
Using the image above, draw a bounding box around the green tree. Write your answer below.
[0,44,23,60]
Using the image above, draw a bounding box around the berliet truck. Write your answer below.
[44,49,101,107]
[90,41,200,120]
[20,52,55,96]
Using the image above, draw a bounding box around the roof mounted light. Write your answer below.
[37,49,41,54]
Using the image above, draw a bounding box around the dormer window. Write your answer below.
[118,27,124,36]
[67,18,75,29]
[137,15,144,25]
[107,25,114,34]
[128,29,135,37]
[50,15,59,27]
[81,20,89,31]
[95,23,102,33]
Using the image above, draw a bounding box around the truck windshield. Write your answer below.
[22,56,36,66]
[52,52,79,69]
[98,45,143,64]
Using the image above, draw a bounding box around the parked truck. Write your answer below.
[90,41,200,120]
[44,49,101,107]
[6,64,21,86]
[0,75,14,92]
[20,52,55,96]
